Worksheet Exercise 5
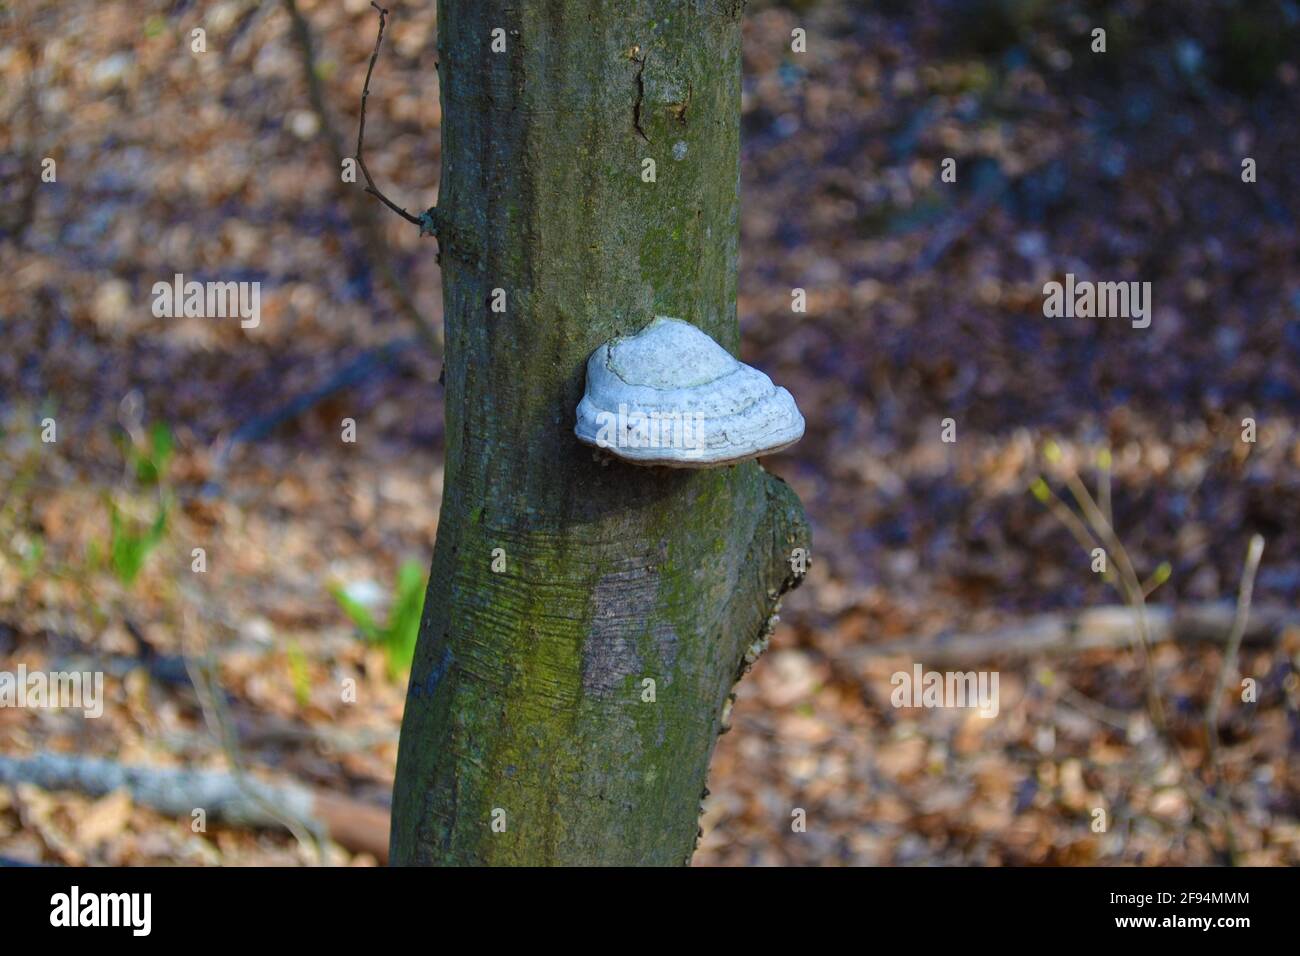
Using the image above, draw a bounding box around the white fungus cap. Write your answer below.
[574,317,805,468]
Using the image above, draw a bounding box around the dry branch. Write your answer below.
[0,753,390,863]
[281,0,440,347]
[843,602,1299,668]
[353,2,432,231]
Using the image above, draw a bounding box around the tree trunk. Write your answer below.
[390,0,809,866]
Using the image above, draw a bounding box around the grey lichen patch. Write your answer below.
[645,65,688,109]
[651,617,679,679]
[583,565,677,699]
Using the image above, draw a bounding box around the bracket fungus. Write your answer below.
[574,317,805,468]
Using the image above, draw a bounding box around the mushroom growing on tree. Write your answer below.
[574,317,805,467]
[367,1,811,865]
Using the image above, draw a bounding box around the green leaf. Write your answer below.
[107,498,169,585]
[331,561,428,680]
[286,641,312,709]
[19,537,44,578]
[385,560,428,678]
[134,422,174,485]
[328,584,380,641]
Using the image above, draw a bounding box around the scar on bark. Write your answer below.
[629,45,650,142]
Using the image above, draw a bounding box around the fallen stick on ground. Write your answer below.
[843,602,1299,668]
[0,753,390,863]
[155,719,397,758]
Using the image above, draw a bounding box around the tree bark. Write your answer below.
[390,0,809,866]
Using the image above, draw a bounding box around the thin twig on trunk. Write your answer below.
[355,3,426,227]
[282,0,440,348]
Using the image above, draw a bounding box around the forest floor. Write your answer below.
[1,0,1298,865]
